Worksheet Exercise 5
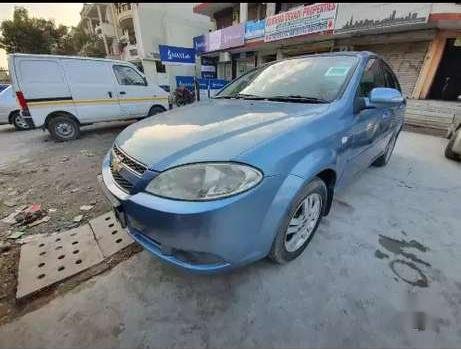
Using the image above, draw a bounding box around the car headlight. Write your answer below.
[145,162,263,201]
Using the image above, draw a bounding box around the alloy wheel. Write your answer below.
[284,193,322,252]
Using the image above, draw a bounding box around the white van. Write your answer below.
[8,54,170,141]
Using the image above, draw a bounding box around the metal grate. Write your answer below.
[112,145,147,176]
[89,211,133,258]
[16,225,104,299]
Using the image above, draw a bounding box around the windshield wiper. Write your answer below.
[265,95,330,104]
[213,93,265,100]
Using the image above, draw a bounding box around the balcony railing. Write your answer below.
[115,3,131,14]
[95,22,116,38]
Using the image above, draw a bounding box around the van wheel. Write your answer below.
[148,105,166,117]
[12,111,30,131]
[48,115,80,141]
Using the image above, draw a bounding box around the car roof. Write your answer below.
[9,53,133,65]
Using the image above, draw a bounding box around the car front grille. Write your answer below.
[110,145,147,193]
[110,163,134,193]
[112,145,147,176]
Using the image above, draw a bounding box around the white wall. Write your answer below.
[430,3,461,14]
[134,3,211,88]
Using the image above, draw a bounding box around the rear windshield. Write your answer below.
[216,55,358,102]
[0,85,9,93]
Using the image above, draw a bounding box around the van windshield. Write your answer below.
[215,55,358,103]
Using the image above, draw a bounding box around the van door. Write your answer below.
[61,59,123,123]
[111,64,156,117]
[13,58,75,128]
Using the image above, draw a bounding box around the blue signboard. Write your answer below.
[209,79,229,90]
[176,76,229,93]
[202,71,216,79]
[245,19,265,40]
[193,35,207,55]
[159,45,195,65]
[175,76,195,90]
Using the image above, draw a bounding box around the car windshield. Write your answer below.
[0,84,9,93]
[215,55,358,103]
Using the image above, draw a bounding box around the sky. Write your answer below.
[0,3,83,68]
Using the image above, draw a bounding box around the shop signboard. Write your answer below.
[264,3,337,43]
[201,65,217,79]
[202,71,216,79]
[245,19,266,40]
[334,3,431,34]
[192,23,245,54]
[193,35,207,54]
[159,45,195,65]
[175,76,229,98]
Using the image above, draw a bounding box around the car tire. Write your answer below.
[445,130,460,161]
[372,131,399,167]
[48,115,80,142]
[147,105,166,117]
[11,111,31,131]
[268,177,327,264]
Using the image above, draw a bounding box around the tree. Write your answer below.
[69,22,106,58]
[0,7,70,55]
[0,7,107,58]
[78,36,106,58]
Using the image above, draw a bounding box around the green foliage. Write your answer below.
[0,6,107,58]
[78,36,107,58]
[0,7,70,54]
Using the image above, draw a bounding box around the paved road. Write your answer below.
[0,131,460,349]
[0,121,133,169]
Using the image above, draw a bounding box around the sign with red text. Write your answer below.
[265,3,337,43]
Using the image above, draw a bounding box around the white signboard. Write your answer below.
[334,3,431,34]
[264,3,337,43]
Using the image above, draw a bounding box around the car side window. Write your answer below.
[357,58,386,97]
[113,65,146,86]
[381,62,401,92]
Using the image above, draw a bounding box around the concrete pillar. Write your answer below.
[276,49,284,61]
[87,18,93,34]
[239,3,248,23]
[266,3,276,17]
[132,3,145,58]
[96,5,110,56]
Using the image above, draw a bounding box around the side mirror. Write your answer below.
[369,87,404,105]
[143,77,148,86]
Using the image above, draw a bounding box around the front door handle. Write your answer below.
[120,91,126,95]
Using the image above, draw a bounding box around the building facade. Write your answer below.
[80,3,211,90]
[193,3,461,101]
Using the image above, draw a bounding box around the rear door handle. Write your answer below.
[120,91,126,95]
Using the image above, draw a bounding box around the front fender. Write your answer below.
[289,147,338,180]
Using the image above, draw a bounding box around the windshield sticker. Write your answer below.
[325,66,350,77]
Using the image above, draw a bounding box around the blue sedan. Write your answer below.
[99,51,406,272]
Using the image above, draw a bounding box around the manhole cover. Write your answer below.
[16,224,104,299]
[89,211,133,258]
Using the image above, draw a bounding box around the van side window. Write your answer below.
[357,59,386,97]
[113,65,146,86]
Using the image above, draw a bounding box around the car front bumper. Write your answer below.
[99,151,302,273]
